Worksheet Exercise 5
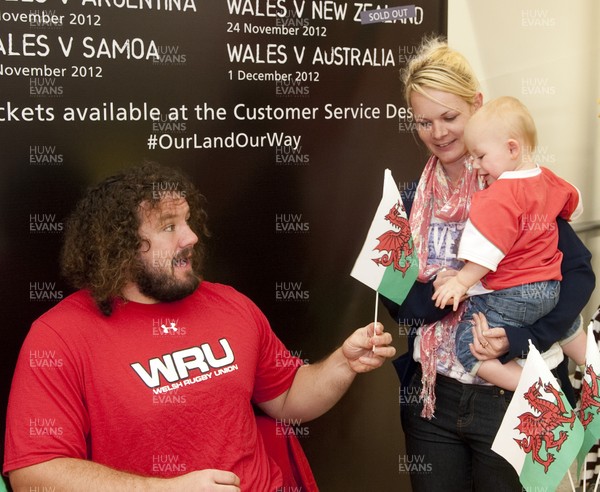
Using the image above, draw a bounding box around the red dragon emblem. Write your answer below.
[514,378,577,473]
[578,364,600,429]
[372,201,414,276]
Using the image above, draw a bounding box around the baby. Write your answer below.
[432,96,585,390]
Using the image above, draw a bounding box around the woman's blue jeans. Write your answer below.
[400,369,522,491]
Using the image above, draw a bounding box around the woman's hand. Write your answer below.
[469,312,509,361]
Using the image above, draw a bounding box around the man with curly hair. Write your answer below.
[4,162,395,491]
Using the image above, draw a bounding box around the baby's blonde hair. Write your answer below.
[468,96,538,151]
[401,36,480,108]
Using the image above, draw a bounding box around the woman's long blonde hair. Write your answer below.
[401,36,480,108]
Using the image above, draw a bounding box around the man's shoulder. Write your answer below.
[37,290,98,322]
[196,281,263,317]
[195,281,255,307]
[27,290,101,343]
[197,280,243,300]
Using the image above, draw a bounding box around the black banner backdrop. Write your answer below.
[1,1,446,489]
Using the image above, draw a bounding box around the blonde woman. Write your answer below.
[383,37,594,491]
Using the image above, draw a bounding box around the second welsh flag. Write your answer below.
[576,316,600,478]
[492,342,583,491]
[350,168,418,304]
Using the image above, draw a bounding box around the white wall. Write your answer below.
[448,0,600,319]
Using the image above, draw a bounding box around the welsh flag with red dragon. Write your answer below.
[576,321,600,478]
[492,342,584,490]
[350,168,418,305]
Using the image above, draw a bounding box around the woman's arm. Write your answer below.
[499,218,595,362]
[381,278,451,326]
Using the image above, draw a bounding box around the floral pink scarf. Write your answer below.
[409,155,483,419]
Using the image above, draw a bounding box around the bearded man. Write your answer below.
[4,162,395,491]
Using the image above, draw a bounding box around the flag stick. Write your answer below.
[594,469,600,492]
[567,468,576,492]
[373,291,379,352]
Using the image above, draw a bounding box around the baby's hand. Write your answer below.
[432,277,468,311]
[432,268,459,291]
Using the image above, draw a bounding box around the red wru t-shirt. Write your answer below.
[4,282,302,491]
